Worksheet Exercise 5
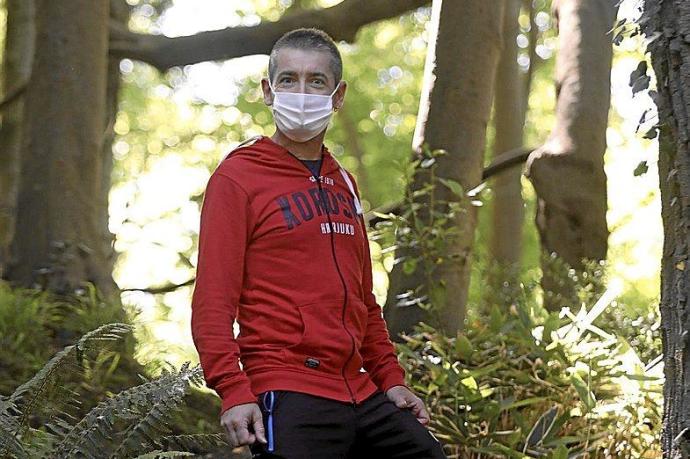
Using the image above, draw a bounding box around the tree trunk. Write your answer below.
[488,0,525,296]
[0,0,34,278]
[641,1,690,455]
[6,0,118,301]
[339,104,370,196]
[524,0,617,311]
[384,0,505,338]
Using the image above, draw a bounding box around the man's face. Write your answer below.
[262,47,346,109]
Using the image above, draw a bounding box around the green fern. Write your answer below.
[1,322,223,459]
[131,451,194,459]
[0,323,133,458]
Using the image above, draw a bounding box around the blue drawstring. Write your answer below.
[263,391,275,452]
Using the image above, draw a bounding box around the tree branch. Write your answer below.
[121,277,195,294]
[366,147,534,227]
[110,0,430,70]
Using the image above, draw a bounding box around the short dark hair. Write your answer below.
[268,28,343,85]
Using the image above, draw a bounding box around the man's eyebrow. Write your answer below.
[276,70,297,80]
[308,72,330,82]
[275,70,330,82]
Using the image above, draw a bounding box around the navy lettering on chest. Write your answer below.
[275,186,359,230]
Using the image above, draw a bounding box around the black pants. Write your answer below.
[248,389,448,459]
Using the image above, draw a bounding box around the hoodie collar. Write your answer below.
[259,135,341,176]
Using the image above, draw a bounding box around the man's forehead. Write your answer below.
[272,48,334,79]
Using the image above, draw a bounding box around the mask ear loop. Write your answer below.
[331,80,342,112]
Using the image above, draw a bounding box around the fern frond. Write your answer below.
[158,433,228,453]
[51,362,202,459]
[0,407,27,459]
[0,323,132,458]
[132,450,194,459]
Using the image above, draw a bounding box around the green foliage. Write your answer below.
[0,322,226,459]
[394,278,662,458]
[371,145,476,325]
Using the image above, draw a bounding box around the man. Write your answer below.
[191,28,447,459]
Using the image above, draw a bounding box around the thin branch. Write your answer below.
[366,147,534,226]
[109,0,430,70]
[121,278,195,294]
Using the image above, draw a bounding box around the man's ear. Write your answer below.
[333,80,347,111]
[261,78,273,106]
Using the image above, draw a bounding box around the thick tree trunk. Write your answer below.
[641,1,690,455]
[110,0,429,70]
[524,0,617,311]
[488,0,526,293]
[339,104,370,196]
[384,0,504,338]
[6,0,118,300]
[0,0,34,278]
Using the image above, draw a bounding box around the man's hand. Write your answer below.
[385,385,430,425]
[220,402,267,448]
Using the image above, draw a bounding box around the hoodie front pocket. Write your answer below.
[281,299,354,375]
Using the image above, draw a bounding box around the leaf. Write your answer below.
[460,375,478,391]
[420,157,436,168]
[438,178,465,198]
[629,60,648,86]
[634,161,649,176]
[570,374,596,412]
[635,109,648,133]
[643,127,658,139]
[629,60,650,95]
[454,334,473,361]
[402,257,418,275]
[489,305,504,332]
[524,406,559,451]
[552,444,569,459]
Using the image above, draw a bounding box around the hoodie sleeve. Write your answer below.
[191,171,257,415]
[347,172,408,393]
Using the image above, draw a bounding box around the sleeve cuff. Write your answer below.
[375,366,407,393]
[217,381,258,416]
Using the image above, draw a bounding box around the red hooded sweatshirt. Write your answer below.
[191,135,407,415]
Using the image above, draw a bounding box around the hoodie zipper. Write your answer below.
[285,149,358,407]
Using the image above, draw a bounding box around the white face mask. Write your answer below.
[267,79,341,143]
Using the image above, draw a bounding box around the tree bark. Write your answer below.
[0,0,35,278]
[109,0,429,70]
[6,0,119,300]
[488,0,526,293]
[524,0,617,311]
[384,0,505,338]
[641,1,690,455]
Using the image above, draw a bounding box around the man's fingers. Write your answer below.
[413,401,430,424]
[224,423,239,448]
[252,407,267,444]
[235,421,253,445]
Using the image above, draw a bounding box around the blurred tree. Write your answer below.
[384,0,505,337]
[640,0,690,455]
[110,0,429,70]
[487,0,527,294]
[0,0,430,299]
[0,0,33,279]
[6,0,117,300]
[524,0,618,310]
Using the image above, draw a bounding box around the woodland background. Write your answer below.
[1,0,686,458]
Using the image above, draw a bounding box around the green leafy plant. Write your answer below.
[393,280,662,458]
[0,322,227,459]
[372,144,483,326]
